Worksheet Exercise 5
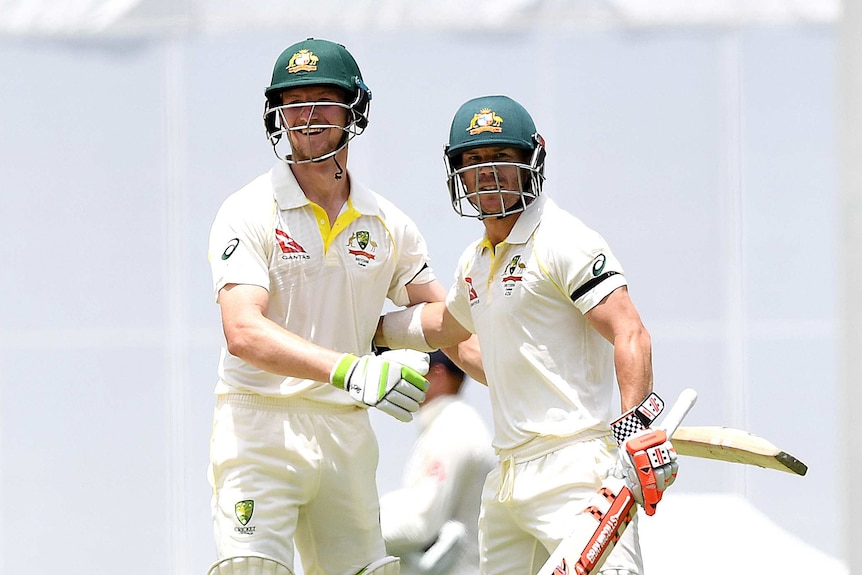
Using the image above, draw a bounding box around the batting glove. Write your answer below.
[330,350,429,422]
[613,429,679,516]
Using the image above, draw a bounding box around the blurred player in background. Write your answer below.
[206,37,455,575]
[380,350,495,575]
[376,94,679,575]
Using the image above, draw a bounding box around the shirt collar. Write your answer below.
[270,161,381,215]
[481,194,548,247]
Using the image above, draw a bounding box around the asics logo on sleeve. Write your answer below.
[592,254,607,276]
[221,238,240,260]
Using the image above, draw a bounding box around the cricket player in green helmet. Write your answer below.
[379,94,680,575]
[206,38,460,575]
[264,37,372,167]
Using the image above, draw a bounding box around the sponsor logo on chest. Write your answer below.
[275,228,311,260]
[465,276,480,307]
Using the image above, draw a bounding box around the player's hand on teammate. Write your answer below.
[330,349,430,422]
[613,429,679,516]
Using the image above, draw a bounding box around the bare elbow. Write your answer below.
[615,323,651,354]
[219,287,269,360]
[225,337,245,359]
[637,324,652,349]
[223,322,256,359]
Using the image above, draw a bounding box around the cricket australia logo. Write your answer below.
[467,108,503,135]
[501,255,526,296]
[287,49,319,73]
[347,230,377,267]
[276,228,310,260]
[234,500,256,535]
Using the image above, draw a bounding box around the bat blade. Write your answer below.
[671,426,808,476]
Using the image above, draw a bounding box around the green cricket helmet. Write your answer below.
[263,38,372,163]
[444,95,546,219]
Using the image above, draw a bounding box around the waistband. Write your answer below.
[494,428,614,503]
[495,428,613,463]
[217,393,362,414]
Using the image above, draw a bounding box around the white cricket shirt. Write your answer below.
[446,195,628,451]
[209,161,435,402]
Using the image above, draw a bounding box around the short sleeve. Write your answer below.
[381,202,436,308]
[538,215,628,314]
[567,250,627,313]
[208,189,272,301]
[444,249,477,333]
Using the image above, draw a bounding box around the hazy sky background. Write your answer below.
[0,10,841,574]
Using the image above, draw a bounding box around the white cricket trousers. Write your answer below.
[209,394,387,575]
[478,434,643,575]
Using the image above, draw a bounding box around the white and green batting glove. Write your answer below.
[330,350,430,422]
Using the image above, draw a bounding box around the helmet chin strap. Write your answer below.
[328,129,350,179]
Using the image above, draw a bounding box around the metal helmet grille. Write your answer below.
[263,90,370,164]
[446,161,536,219]
[445,137,546,219]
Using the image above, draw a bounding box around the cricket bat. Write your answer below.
[671,426,808,476]
[535,388,698,575]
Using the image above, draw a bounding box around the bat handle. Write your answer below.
[659,388,698,436]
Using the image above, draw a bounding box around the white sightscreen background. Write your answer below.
[0,26,838,574]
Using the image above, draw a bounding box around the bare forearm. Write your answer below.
[614,326,653,411]
[442,335,486,385]
[225,316,342,382]
[584,287,653,411]
[421,302,472,348]
[219,283,343,383]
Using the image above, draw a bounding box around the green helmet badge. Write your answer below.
[467,108,504,135]
[286,49,319,73]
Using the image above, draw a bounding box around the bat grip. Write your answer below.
[658,388,698,436]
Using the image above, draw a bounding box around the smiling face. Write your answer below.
[455,145,531,217]
[275,85,351,162]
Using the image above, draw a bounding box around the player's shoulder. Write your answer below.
[356,183,429,244]
[364,185,413,223]
[536,196,610,247]
[538,197,593,233]
[454,235,485,270]
[217,171,273,214]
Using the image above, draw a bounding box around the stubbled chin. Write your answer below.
[290,142,337,161]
